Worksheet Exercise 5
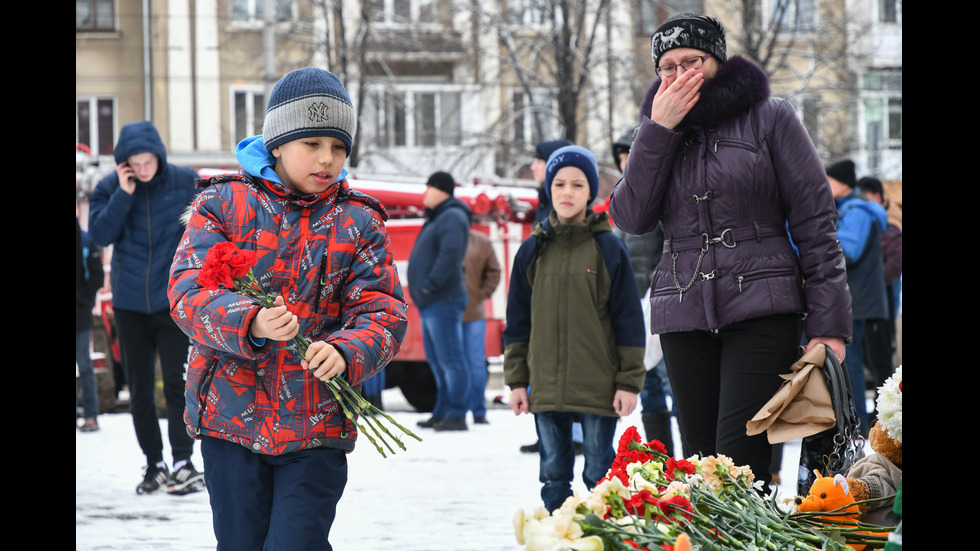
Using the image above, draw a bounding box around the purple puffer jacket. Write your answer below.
[609,57,851,340]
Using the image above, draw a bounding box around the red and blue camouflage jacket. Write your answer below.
[169,172,407,455]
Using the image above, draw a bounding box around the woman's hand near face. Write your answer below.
[650,69,704,130]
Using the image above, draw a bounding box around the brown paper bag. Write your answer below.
[745,345,836,444]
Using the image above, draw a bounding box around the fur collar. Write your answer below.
[640,56,770,129]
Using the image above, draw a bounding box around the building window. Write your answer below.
[232,87,266,147]
[76,97,116,157]
[360,85,464,148]
[770,0,817,33]
[369,0,435,24]
[76,0,115,31]
[506,0,548,27]
[230,0,295,23]
[879,0,901,23]
[861,70,902,172]
[509,88,559,147]
[633,0,704,36]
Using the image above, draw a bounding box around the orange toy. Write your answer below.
[795,471,887,550]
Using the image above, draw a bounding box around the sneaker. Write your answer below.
[519,440,540,453]
[79,418,99,432]
[136,464,170,495]
[417,416,443,428]
[473,416,489,425]
[168,463,205,496]
[433,417,468,432]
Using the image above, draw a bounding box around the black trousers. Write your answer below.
[661,313,802,485]
[115,308,194,465]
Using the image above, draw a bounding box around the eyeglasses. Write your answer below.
[656,54,711,78]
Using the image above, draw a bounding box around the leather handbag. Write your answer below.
[795,345,865,495]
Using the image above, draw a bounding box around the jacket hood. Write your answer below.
[840,191,889,232]
[114,121,168,166]
[611,127,636,171]
[236,134,285,185]
[641,56,770,129]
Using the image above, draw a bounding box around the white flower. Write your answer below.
[513,507,551,545]
[584,477,630,516]
[876,365,902,443]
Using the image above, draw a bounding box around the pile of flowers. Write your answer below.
[198,241,421,458]
[513,427,891,550]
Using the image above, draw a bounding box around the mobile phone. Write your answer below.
[122,162,136,183]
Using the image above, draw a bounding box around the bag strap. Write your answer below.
[820,345,864,468]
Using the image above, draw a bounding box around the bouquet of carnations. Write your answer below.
[198,241,420,458]
[513,427,891,550]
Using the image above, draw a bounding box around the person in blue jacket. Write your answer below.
[88,121,204,495]
[408,171,473,432]
[826,159,889,435]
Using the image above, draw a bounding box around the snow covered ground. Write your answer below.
[76,384,834,550]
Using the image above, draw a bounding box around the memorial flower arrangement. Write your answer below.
[198,241,421,458]
[514,427,890,550]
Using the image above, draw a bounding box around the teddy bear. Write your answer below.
[844,366,902,527]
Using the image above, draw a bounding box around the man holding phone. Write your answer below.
[88,121,203,495]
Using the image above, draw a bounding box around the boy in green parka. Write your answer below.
[503,145,646,512]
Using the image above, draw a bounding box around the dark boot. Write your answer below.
[642,411,672,452]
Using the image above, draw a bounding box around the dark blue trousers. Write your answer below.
[202,437,348,551]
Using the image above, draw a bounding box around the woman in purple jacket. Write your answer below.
[609,13,851,485]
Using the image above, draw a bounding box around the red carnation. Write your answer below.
[665,457,696,481]
[660,494,693,521]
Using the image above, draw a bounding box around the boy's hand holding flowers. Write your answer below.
[250,295,300,341]
[303,341,347,382]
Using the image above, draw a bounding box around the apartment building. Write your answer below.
[76,1,900,181]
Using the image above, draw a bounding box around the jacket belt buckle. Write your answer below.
[706,228,737,249]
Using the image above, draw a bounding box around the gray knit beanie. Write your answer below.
[650,13,727,69]
[263,67,356,157]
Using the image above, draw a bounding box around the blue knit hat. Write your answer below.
[262,67,356,157]
[545,145,599,203]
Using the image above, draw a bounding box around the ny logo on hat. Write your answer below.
[308,102,331,124]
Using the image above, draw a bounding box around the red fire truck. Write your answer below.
[345,172,539,411]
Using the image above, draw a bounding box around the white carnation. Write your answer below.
[876,365,902,442]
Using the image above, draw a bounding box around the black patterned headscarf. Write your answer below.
[650,13,727,69]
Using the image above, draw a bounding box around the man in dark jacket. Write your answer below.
[408,172,472,431]
[827,160,889,435]
[88,121,203,495]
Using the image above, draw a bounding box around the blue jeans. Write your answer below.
[202,437,347,551]
[462,319,487,418]
[534,412,617,512]
[419,294,470,420]
[76,329,99,419]
[845,319,870,433]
